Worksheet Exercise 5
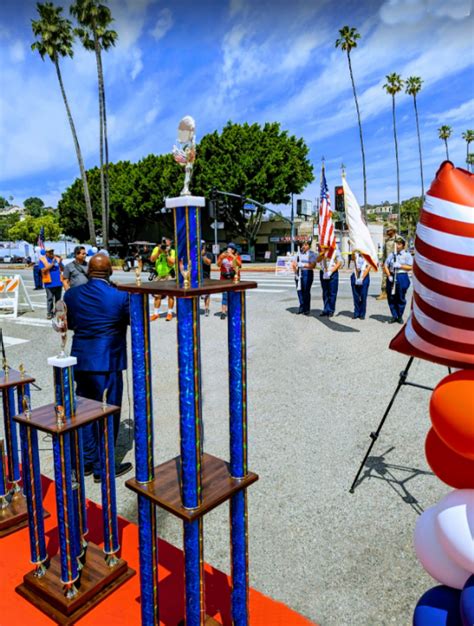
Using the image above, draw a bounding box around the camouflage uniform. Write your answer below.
[377,228,398,299]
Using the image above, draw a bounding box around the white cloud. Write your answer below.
[380,0,471,24]
[426,99,474,124]
[150,8,173,41]
[9,40,25,63]
[130,48,144,80]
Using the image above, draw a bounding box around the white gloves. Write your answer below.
[323,271,331,280]
[356,278,363,285]
[388,276,394,282]
[393,261,401,269]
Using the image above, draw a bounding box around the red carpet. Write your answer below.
[0,476,315,625]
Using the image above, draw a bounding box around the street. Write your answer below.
[1,267,450,625]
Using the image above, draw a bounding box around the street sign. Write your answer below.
[296,199,313,217]
[212,244,220,255]
[211,222,225,230]
[243,203,255,211]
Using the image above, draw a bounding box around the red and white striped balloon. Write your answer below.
[390,161,474,370]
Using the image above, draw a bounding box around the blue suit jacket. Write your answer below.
[64,278,129,372]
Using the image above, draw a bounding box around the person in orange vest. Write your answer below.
[38,248,63,319]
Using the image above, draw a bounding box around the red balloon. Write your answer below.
[425,428,474,489]
[430,370,474,460]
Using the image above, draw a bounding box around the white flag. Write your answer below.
[342,176,378,271]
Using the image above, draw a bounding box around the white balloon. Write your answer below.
[414,505,471,589]
[435,489,474,574]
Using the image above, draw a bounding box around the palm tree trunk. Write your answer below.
[347,52,367,219]
[466,141,469,170]
[54,58,96,244]
[444,139,449,161]
[413,96,424,199]
[392,95,401,232]
[94,33,107,249]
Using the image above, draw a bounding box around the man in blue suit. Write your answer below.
[64,253,132,482]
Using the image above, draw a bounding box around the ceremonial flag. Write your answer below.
[37,226,45,249]
[318,165,335,257]
[342,175,378,271]
[390,161,474,370]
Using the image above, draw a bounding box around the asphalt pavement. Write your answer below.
[0,267,450,625]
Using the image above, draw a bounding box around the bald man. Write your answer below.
[64,253,132,481]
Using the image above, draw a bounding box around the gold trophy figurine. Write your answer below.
[232,257,241,284]
[179,259,191,289]
[172,116,196,196]
[23,395,32,420]
[55,405,65,429]
[135,261,142,286]
[102,388,108,413]
[52,301,69,358]
[19,363,25,380]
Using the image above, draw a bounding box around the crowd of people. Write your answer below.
[291,225,413,323]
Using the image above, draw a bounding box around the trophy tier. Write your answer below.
[14,396,120,434]
[117,277,258,297]
[126,453,258,522]
[0,368,36,389]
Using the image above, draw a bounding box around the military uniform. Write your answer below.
[385,244,413,323]
[319,248,343,316]
[351,253,370,319]
[295,248,317,315]
[377,228,398,299]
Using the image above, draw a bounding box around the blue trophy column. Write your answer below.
[2,385,20,491]
[228,291,249,625]
[99,412,120,564]
[0,439,8,507]
[48,358,81,595]
[130,293,159,625]
[177,296,204,626]
[17,382,48,576]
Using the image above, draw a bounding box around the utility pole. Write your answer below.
[211,187,219,262]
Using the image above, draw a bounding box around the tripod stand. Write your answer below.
[349,356,450,494]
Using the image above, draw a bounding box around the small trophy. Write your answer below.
[134,264,142,286]
[51,301,69,358]
[232,257,241,284]
[23,395,32,420]
[19,363,25,380]
[172,116,196,196]
[55,405,65,429]
[179,259,191,289]
[102,388,108,412]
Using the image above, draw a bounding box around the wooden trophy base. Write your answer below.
[16,541,135,625]
[178,617,221,626]
[0,492,50,538]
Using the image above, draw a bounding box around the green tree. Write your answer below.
[193,121,314,245]
[24,196,45,217]
[461,129,474,171]
[8,214,61,244]
[400,196,422,240]
[31,2,96,244]
[0,197,10,209]
[467,153,474,172]
[0,214,20,239]
[438,125,452,160]
[335,26,367,218]
[383,73,404,232]
[70,0,118,248]
[405,76,424,198]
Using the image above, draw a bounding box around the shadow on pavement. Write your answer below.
[336,310,354,319]
[352,446,434,515]
[286,307,359,332]
[370,314,393,323]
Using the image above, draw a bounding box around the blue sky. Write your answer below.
[0,0,473,214]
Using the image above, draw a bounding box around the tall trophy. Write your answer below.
[172,115,196,196]
[14,301,134,621]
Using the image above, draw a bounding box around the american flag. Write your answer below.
[318,165,335,257]
[37,226,45,248]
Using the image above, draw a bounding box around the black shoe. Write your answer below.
[397,317,404,324]
[303,311,310,316]
[327,313,334,318]
[352,315,359,319]
[47,314,53,320]
[220,313,226,320]
[93,474,101,483]
[296,310,303,315]
[319,312,327,317]
[388,318,398,324]
[359,316,365,320]
[115,462,133,478]
[84,464,93,477]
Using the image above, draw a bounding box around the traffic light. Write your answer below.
[334,186,344,213]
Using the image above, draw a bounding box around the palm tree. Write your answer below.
[438,125,452,160]
[383,73,404,232]
[405,76,424,199]
[335,26,367,219]
[461,129,474,171]
[31,2,96,244]
[71,0,117,249]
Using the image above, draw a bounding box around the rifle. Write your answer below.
[391,254,398,296]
